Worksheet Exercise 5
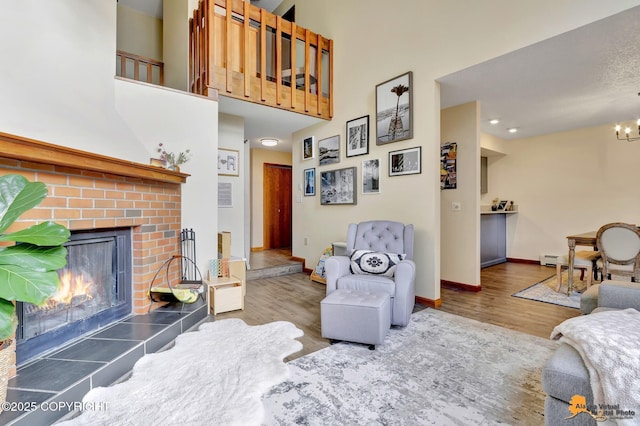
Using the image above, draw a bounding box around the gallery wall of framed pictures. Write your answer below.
[301,70,422,206]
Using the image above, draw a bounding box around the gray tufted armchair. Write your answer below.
[324,221,416,326]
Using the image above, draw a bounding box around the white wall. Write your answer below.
[117,4,163,60]
[484,123,640,261]
[114,80,219,270]
[441,102,480,287]
[292,0,640,303]
[218,113,247,259]
[0,0,148,162]
[163,0,190,91]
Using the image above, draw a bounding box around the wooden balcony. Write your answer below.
[116,50,164,86]
[189,0,333,120]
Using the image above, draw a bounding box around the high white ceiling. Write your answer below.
[439,5,640,141]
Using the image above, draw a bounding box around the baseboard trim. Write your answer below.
[441,279,482,292]
[250,247,265,252]
[507,257,539,265]
[415,296,442,308]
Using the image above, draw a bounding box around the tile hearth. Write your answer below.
[0,301,207,426]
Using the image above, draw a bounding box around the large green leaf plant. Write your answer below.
[0,175,70,341]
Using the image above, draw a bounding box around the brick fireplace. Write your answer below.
[0,132,189,365]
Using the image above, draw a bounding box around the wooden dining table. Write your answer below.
[566,231,597,293]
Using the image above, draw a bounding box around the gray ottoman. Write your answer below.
[321,289,391,349]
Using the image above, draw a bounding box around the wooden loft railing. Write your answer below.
[116,50,164,86]
[189,0,333,120]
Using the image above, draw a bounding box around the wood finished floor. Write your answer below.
[248,248,300,269]
[215,252,581,360]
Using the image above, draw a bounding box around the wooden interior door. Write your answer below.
[264,163,292,249]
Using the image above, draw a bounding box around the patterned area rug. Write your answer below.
[262,308,559,425]
[512,270,592,309]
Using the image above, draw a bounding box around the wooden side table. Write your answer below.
[205,276,244,315]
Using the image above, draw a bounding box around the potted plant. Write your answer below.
[156,143,192,171]
[0,174,70,407]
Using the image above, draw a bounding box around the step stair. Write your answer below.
[247,262,303,281]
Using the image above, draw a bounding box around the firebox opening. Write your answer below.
[16,228,132,365]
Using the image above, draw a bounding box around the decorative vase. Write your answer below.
[0,339,15,411]
[388,115,404,140]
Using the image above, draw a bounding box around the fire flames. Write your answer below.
[52,270,94,305]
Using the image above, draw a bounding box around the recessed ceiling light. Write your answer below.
[489,119,500,125]
[261,138,278,147]
[508,128,518,133]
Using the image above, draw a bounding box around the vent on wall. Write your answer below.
[539,254,559,266]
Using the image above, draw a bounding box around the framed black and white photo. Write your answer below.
[304,168,316,196]
[302,136,315,160]
[389,146,421,177]
[362,158,380,194]
[376,71,413,145]
[320,167,357,205]
[346,115,369,157]
[318,135,340,166]
[218,148,239,176]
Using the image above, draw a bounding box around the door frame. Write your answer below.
[263,163,292,249]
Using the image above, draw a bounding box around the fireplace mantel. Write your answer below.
[0,132,188,184]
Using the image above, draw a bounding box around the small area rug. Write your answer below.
[58,319,303,426]
[262,308,559,425]
[512,270,592,309]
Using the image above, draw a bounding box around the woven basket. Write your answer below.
[0,339,15,411]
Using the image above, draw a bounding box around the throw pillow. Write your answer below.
[350,250,406,277]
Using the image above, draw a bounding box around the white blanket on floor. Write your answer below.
[551,308,640,425]
[58,319,303,426]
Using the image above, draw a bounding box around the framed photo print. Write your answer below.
[440,142,457,190]
[218,148,239,176]
[304,168,316,196]
[218,182,233,207]
[362,158,380,194]
[389,146,421,177]
[376,71,413,145]
[346,115,369,157]
[320,167,357,205]
[318,135,340,166]
[302,136,315,160]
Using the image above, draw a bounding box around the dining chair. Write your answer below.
[555,250,600,291]
[596,222,640,282]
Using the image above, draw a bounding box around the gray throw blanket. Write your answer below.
[551,308,640,425]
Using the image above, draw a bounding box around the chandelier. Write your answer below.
[615,120,640,142]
